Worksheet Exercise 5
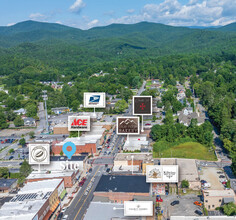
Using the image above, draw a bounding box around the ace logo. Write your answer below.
[68,116,90,131]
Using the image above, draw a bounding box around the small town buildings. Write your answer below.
[203,189,236,211]
[94,175,150,203]
[13,108,26,115]
[0,179,64,220]
[0,179,17,193]
[160,158,201,190]
[53,124,107,155]
[177,107,206,126]
[123,134,149,152]
[23,117,36,127]
[26,170,79,188]
[113,153,153,173]
[51,107,69,115]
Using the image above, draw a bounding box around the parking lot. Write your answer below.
[161,194,203,217]
[200,167,225,190]
[0,129,34,137]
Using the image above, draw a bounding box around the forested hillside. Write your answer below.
[0,21,235,173]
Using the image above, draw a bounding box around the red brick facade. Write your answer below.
[93,192,150,203]
[51,143,97,155]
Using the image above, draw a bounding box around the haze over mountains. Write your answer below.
[0,20,236,62]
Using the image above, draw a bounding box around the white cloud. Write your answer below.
[7,23,16,26]
[69,0,86,13]
[108,0,236,26]
[87,19,99,28]
[127,9,135,14]
[29,13,47,21]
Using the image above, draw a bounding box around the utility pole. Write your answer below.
[42,90,49,134]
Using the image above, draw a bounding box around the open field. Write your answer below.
[153,142,217,161]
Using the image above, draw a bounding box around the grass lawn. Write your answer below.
[146,80,152,86]
[153,141,217,161]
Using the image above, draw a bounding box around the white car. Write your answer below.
[61,207,67,213]
[62,215,68,220]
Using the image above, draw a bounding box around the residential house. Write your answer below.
[23,117,36,127]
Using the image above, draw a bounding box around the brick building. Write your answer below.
[26,170,79,188]
[94,175,150,203]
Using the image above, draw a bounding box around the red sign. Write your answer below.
[71,119,87,126]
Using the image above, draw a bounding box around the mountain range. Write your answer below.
[0,20,236,62]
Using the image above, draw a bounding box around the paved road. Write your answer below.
[65,132,124,220]
[65,165,104,220]
[192,90,236,191]
[35,102,45,134]
[125,80,146,116]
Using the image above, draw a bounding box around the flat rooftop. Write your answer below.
[19,179,62,194]
[95,175,150,193]
[203,189,235,197]
[114,153,153,163]
[84,202,124,220]
[160,158,199,182]
[0,200,44,220]
[0,179,17,188]
[27,170,75,180]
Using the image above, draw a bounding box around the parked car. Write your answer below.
[89,168,92,173]
[145,123,151,126]
[194,201,203,206]
[200,180,207,184]
[61,207,67,213]
[79,178,86,187]
[195,210,203,216]
[217,171,223,174]
[62,215,68,220]
[203,182,211,188]
[171,200,179,206]
[219,175,226,178]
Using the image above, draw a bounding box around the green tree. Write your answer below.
[6,110,17,121]
[181,180,189,188]
[0,167,9,179]
[29,131,35,139]
[26,103,37,117]
[222,202,236,216]
[8,149,14,154]
[19,138,26,146]
[186,89,192,98]
[14,116,24,127]
[60,150,64,156]
[0,112,8,129]
[114,99,128,113]
[152,115,157,122]
[71,100,80,112]
[19,160,31,178]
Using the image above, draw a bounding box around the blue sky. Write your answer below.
[0,0,235,29]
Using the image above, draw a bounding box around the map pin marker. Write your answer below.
[62,142,76,159]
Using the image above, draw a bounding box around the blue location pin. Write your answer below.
[62,142,76,159]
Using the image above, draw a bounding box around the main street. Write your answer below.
[64,130,124,220]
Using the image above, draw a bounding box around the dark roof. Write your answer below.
[95,175,150,193]
[0,179,17,189]
[50,156,86,161]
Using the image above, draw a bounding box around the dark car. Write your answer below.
[217,171,223,174]
[57,213,63,220]
[200,180,207,184]
[171,200,179,206]
[106,168,111,173]
[219,175,225,178]
[89,168,92,173]
[195,210,203,216]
